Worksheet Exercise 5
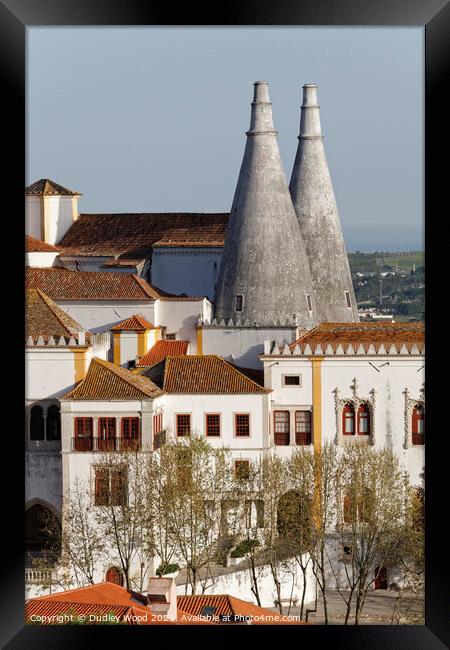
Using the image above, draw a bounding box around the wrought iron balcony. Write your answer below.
[71,437,141,452]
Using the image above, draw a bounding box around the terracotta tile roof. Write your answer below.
[289,322,425,355]
[143,355,271,394]
[57,212,229,257]
[61,357,163,400]
[153,240,224,248]
[176,595,304,624]
[26,288,90,345]
[25,267,163,301]
[25,235,60,253]
[137,340,189,367]
[25,178,82,196]
[25,583,214,625]
[111,314,155,332]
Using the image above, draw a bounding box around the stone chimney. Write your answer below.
[146,577,177,622]
[214,81,317,328]
[289,85,359,323]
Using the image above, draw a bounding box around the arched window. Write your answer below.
[342,403,355,435]
[25,503,61,566]
[412,404,425,445]
[30,405,44,441]
[105,566,124,586]
[46,405,61,441]
[357,403,370,436]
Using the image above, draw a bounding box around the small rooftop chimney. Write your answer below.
[146,577,177,622]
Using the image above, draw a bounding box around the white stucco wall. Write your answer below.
[263,354,425,486]
[25,197,42,240]
[157,393,270,459]
[25,251,59,267]
[176,556,316,609]
[46,197,76,245]
[155,299,211,354]
[151,248,222,301]
[55,301,157,334]
[26,348,84,400]
[201,326,298,369]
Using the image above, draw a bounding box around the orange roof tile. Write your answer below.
[25,178,82,196]
[25,267,162,301]
[176,594,305,624]
[137,340,189,367]
[61,357,163,400]
[142,355,270,394]
[25,235,60,253]
[26,288,90,345]
[111,314,155,332]
[25,583,214,625]
[57,212,229,258]
[288,322,425,355]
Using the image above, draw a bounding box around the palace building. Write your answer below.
[25,81,424,607]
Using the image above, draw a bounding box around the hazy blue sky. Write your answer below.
[27,27,423,252]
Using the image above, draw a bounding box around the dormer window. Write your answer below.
[306,294,313,313]
[345,291,352,309]
[235,294,243,312]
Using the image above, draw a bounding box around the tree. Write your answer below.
[284,448,315,619]
[160,433,230,595]
[94,448,150,591]
[332,443,415,624]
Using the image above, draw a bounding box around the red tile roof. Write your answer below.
[61,357,163,400]
[25,235,60,253]
[289,322,425,354]
[25,583,213,625]
[142,355,271,394]
[26,288,90,345]
[176,594,305,624]
[111,314,155,332]
[26,178,81,196]
[57,212,229,258]
[137,339,189,367]
[25,267,163,301]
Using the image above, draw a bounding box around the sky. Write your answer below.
[26,27,423,252]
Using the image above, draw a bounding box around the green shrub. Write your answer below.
[156,563,180,577]
[230,539,259,558]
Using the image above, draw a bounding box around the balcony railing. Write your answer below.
[71,437,141,452]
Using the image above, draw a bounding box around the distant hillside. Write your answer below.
[348,251,424,274]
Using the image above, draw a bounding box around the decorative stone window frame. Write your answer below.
[403,385,425,449]
[333,377,376,445]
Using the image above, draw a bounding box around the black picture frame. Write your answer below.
[1,1,448,647]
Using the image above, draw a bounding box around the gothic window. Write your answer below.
[412,404,425,445]
[46,405,61,441]
[30,405,44,441]
[74,417,93,451]
[343,403,355,435]
[357,403,370,435]
[295,411,312,445]
[274,411,290,445]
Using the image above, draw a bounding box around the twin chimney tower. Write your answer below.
[215,81,359,326]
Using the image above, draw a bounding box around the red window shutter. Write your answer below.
[343,495,352,524]
[177,414,191,436]
[75,418,93,451]
[95,468,110,506]
[295,411,311,445]
[412,405,425,445]
[274,411,290,445]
